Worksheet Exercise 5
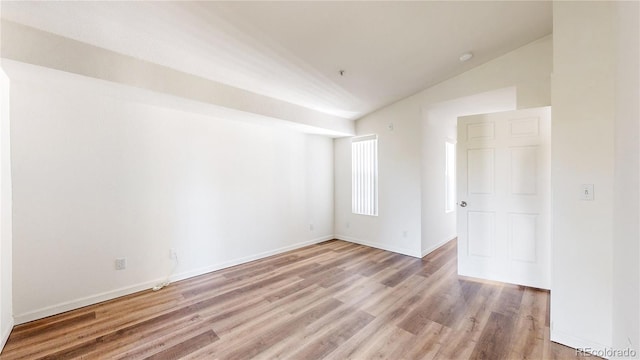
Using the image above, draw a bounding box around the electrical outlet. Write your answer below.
[309,224,314,231]
[169,248,177,260]
[402,230,408,238]
[115,258,126,270]
[346,222,350,229]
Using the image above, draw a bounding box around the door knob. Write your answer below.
[459,201,467,208]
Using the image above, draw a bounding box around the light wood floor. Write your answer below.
[1,239,585,359]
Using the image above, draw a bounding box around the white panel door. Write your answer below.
[457,107,550,289]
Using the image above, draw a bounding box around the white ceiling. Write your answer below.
[1,1,552,120]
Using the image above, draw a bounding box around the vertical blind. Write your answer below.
[352,135,378,216]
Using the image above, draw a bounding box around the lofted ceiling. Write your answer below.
[1,1,552,120]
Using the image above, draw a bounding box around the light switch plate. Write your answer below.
[581,184,594,201]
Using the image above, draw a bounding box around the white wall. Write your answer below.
[334,35,552,257]
[334,97,423,257]
[419,36,552,255]
[421,106,458,256]
[0,67,14,352]
[612,1,640,357]
[550,1,617,351]
[8,62,335,323]
[421,87,518,256]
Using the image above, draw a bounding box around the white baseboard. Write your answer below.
[421,236,455,258]
[551,329,613,359]
[334,234,420,258]
[0,317,14,355]
[13,235,333,325]
[166,235,334,285]
[15,278,171,325]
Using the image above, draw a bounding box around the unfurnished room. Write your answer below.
[0,1,638,359]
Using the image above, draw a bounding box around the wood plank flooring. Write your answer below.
[1,239,586,359]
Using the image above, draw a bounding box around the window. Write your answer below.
[352,135,378,216]
[445,140,456,212]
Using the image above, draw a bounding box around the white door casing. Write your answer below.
[457,107,551,289]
